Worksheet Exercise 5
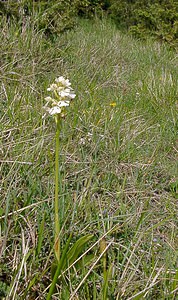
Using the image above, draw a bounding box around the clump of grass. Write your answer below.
[0,17,177,299]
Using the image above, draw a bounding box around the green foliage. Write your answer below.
[0,281,9,298]
[66,234,93,267]
[76,0,109,18]
[169,180,178,199]
[0,0,108,35]
[49,234,93,298]
[47,234,73,300]
[109,0,178,47]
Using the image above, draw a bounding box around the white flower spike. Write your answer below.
[44,76,76,118]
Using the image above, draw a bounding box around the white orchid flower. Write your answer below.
[55,76,71,87]
[58,100,70,107]
[49,106,62,115]
[44,76,76,118]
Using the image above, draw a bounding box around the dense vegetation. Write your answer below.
[0,0,177,46]
[0,1,177,299]
[109,0,178,46]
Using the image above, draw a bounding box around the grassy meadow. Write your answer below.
[0,17,178,299]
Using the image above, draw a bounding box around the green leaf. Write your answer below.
[74,253,95,270]
[47,233,72,300]
[102,264,113,300]
[170,180,178,198]
[66,234,93,266]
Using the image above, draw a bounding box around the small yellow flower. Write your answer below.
[110,102,117,107]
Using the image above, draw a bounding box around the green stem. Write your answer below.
[54,117,60,261]
[47,234,72,300]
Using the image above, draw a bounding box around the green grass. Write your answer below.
[0,17,177,299]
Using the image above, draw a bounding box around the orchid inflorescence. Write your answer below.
[44,76,76,116]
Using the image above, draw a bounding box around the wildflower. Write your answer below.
[49,106,62,115]
[110,102,117,107]
[44,76,76,117]
[55,76,71,87]
[45,96,58,106]
[59,89,76,99]
[58,100,70,107]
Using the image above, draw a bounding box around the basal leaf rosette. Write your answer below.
[44,76,76,118]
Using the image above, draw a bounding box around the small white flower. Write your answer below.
[55,76,65,82]
[60,91,75,99]
[49,106,61,115]
[68,92,76,99]
[47,83,58,92]
[55,76,71,87]
[58,100,70,107]
[58,88,75,98]
[59,90,71,98]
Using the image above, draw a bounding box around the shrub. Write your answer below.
[109,0,178,47]
[0,0,108,35]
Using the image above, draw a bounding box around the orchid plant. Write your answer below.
[45,76,76,262]
[44,76,93,298]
